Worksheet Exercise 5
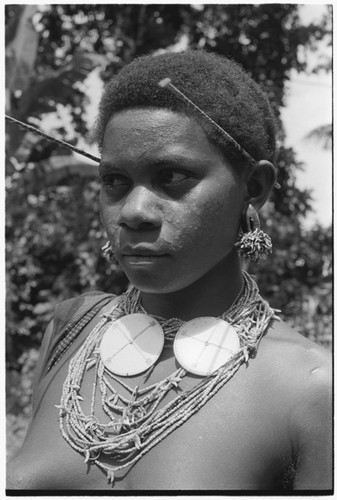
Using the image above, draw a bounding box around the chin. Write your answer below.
[124,270,194,295]
[120,253,235,295]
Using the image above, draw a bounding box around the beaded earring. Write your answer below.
[235,204,272,263]
[102,241,118,264]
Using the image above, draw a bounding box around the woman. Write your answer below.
[7,51,332,491]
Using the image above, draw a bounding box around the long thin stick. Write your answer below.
[5,114,101,163]
[158,78,255,164]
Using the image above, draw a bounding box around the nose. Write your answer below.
[117,186,162,231]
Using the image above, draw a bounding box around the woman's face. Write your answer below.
[99,108,246,294]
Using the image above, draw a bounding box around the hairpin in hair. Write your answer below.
[5,114,100,163]
[6,103,279,188]
[158,78,280,189]
[158,78,256,164]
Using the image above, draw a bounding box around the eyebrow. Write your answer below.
[99,154,209,172]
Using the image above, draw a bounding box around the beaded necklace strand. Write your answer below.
[57,271,278,486]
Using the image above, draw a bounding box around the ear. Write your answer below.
[244,160,276,211]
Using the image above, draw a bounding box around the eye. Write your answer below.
[158,169,189,185]
[101,174,130,189]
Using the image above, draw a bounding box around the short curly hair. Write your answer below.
[94,50,276,166]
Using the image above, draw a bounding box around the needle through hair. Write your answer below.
[158,78,256,164]
[5,115,100,163]
[5,109,279,188]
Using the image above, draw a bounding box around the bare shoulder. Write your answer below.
[262,319,332,386]
[259,321,333,490]
[262,321,331,447]
[249,318,332,431]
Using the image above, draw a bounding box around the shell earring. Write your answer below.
[102,241,118,265]
[235,204,272,263]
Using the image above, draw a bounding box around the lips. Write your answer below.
[122,254,168,267]
[120,244,169,258]
[123,255,166,264]
[118,245,169,266]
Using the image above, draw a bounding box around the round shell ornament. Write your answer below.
[174,317,240,376]
[100,313,165,376]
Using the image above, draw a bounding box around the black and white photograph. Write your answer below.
[5,2,332,493]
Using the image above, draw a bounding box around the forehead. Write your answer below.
[101,108,226,165]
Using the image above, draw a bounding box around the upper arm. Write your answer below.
[7,320,56,467]
[31,320,55,413]
[292,355,332,490]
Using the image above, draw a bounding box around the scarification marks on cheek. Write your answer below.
[164,204,226,252]
[100,213,119,249]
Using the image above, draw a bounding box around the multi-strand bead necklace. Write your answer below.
[57,271,277,486]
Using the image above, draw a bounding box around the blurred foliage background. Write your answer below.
[6,4,332,458]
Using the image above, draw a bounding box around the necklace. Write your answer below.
[57,271,277,486]
[99,278,245,377]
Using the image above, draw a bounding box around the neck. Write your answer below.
[140,251,244,321]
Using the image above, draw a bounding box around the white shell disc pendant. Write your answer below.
[100,313,165,376]
[174,317,240,376]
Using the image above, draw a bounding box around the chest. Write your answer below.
[13,344,293,491]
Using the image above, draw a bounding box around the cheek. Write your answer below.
[171,184,243,248]
[99,194,119,237]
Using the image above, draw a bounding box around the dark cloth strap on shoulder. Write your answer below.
[45,292,116,374]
